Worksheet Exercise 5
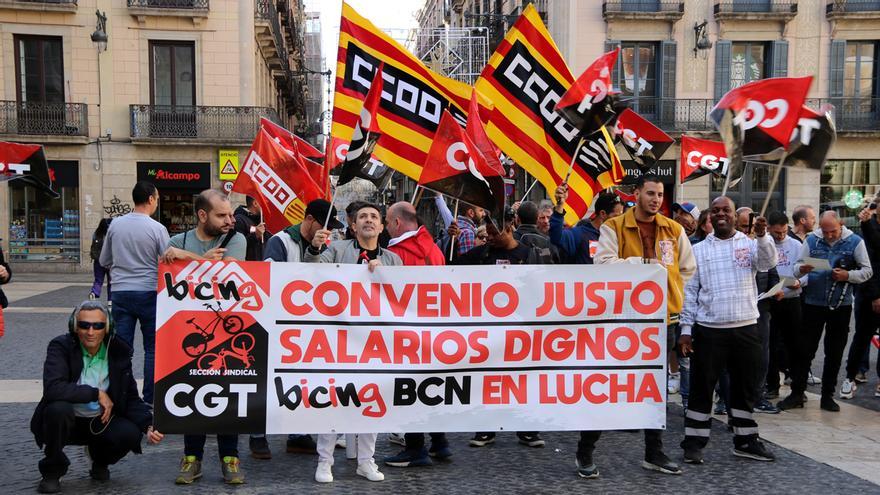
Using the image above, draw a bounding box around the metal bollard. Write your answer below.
[345,433,357,459]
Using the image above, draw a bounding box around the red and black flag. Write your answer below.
[419,110,506,218]
[336,63,391,188]
[614,108,674,169]
[260,117,324,160]
[748,105,836,170]
[0,141,58,198]
[680,136,730,184]
[555,48,620,136]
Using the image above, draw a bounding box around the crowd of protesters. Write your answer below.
[24,177,880,492]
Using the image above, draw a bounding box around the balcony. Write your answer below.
[826,0,880,19]
[129,105,280,145]
[127,0,209,24]
[0,0,77,13]
[714,1,798,21]
[255,0,290,78]
[602,1,685,21]
[620,98,716,132]
[805,97,880,132]
[0,101,89,143]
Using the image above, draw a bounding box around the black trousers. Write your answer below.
[577,429,663,459]
[846,294,880,381]
[404,432,448,451]
[767,297,803,391]
[682,324,762,450]
[791,304,852,397]
[39,401,143,478]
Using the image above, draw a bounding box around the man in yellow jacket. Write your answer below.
[574,174,695,479]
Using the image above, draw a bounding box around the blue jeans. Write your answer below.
[111,290,156,404]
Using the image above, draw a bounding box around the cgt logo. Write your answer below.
[0,162,30,176]
[165,383,257,418]
[687,151,730,176]
[792,117,822,146]
[734,99,788,130]
[446,142,489,186]
[575,69,610,114]
[618,125,653,157]
[242,150,297,214]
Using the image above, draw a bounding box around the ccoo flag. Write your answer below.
[259,118,329,198]
[475,4,622,225]
[329,2,472,180]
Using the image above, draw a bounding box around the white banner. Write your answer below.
[154,261,667,434]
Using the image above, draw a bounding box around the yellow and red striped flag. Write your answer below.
[475,4,624,225]
[328,2,473,180]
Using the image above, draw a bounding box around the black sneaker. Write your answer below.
[576,454,599,479]
[776,393,805,411]
[469,433,496,447]
[754,399,780,414]
[733,439,775,462]
[428,443,453,460]
[820,396,840,412]
[642,451,682,475]
[89,463,110,481]
[249,435,272,460]
[383,448,432,468]
[37,477,61,494]
[286,434,318,454]
[683,447,703,464]
[517,433,545,448]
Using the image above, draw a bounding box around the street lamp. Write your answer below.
[91,10,108,53]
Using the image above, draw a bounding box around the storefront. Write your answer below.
[8,160,80,262]
[621,160,675,216]
[820,160,880,229]
[137,161,211,235]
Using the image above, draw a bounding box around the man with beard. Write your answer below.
[537,202,553,235]
[514,201,558,264]
[305,202,401,483]
[161,189,247,485]
[789,205,816,242]
[587,174,695,477]
[679,196,778,464]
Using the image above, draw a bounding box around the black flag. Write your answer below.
[0,141,59,198]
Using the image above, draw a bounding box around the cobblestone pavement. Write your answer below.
[1,277,879,494]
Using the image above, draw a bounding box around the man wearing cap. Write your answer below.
[672,202,700,237]
[549,186,623,264]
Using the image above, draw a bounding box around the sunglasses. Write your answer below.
[77,321,107,331]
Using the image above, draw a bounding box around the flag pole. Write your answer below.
[563,135,587,185]
[520,177,539,203]
[323,184,338,230]
[448,199,460,262]
[411,183,421,204]
[759,154,787,217]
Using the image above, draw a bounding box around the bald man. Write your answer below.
[785,211,873,412]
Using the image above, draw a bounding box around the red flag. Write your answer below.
[465,91,505,179]
[234,129,324,232]
[555,48,620,135]
[260,117,323,159]
[337,63,391,188]
[0,141,58,198]
[680,136,729,184]
[615,108,674,168]
[420,110,506,217]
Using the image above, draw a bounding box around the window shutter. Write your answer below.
[605,40,621,92]
[714,40,731,101]
[660,41,677,126]
[829,40,846,98]
[770,40,788,78]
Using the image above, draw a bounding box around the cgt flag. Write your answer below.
[555,48,620,136]
[336,63,392,188]
[234,129,324,233]
[615,108,674,169]
[419,110,506,218]
[475,4,622,225]
[680,136,730,184]
[747,105,836,171]
[0,141,58,198]
[329,2,472,180]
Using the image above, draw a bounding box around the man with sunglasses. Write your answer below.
[31,301,163,493]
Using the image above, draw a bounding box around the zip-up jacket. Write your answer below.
[794,226,872,308]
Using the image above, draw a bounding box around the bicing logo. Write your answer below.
[163,261,265,312]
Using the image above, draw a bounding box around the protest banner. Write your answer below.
[154,262,667,434]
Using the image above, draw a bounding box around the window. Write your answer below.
[14,35,64,104]
[821,160,880,229]
[844,41,876,98]
[619,42,658,116]
[710,164,785,214]
[730,42,766,89]
[150,41,195,106]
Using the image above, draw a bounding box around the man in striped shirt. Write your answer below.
[678,196,778,465]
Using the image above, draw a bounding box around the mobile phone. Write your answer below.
[870,203,877,210]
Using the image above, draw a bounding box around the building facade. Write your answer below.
[0,0,308,271]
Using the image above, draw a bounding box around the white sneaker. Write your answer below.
[807,371,822,385]
[668,372,681,395]
[388,432,406,446]
[840,379,856,399]
[356,460,385,482]
[315,461,333,483]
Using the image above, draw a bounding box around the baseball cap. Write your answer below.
[304,199,344,230]
[672,202,700,221]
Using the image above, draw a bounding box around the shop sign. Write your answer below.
[843,189,864,209]
[621,160,675,185]
[219,150,240,181]
[138,162,211,189]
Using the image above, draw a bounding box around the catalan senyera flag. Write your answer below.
[330,2,472,180]
[475,4,624,225]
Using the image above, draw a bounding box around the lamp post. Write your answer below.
[90,10,108,53]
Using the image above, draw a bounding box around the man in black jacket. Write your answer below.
[31,301,163,493]
[513,201,559,264]
[233,196,271,262]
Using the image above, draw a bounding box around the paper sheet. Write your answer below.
[758,280,786,301]
[803,257,832,271]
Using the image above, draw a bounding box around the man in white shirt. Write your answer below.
[678,197,778,465]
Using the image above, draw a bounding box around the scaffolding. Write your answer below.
[410,27,490,86]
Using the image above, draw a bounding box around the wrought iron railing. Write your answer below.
[714,0,797,13]
[0,101,88,137]
[126,0,208,8]
[826,0,880,13]
[129,105,281,141]
[805,97,880,131]
[603,1,684,14]
[255,0,289,73]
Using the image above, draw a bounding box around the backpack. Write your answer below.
[89,219,111,261]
